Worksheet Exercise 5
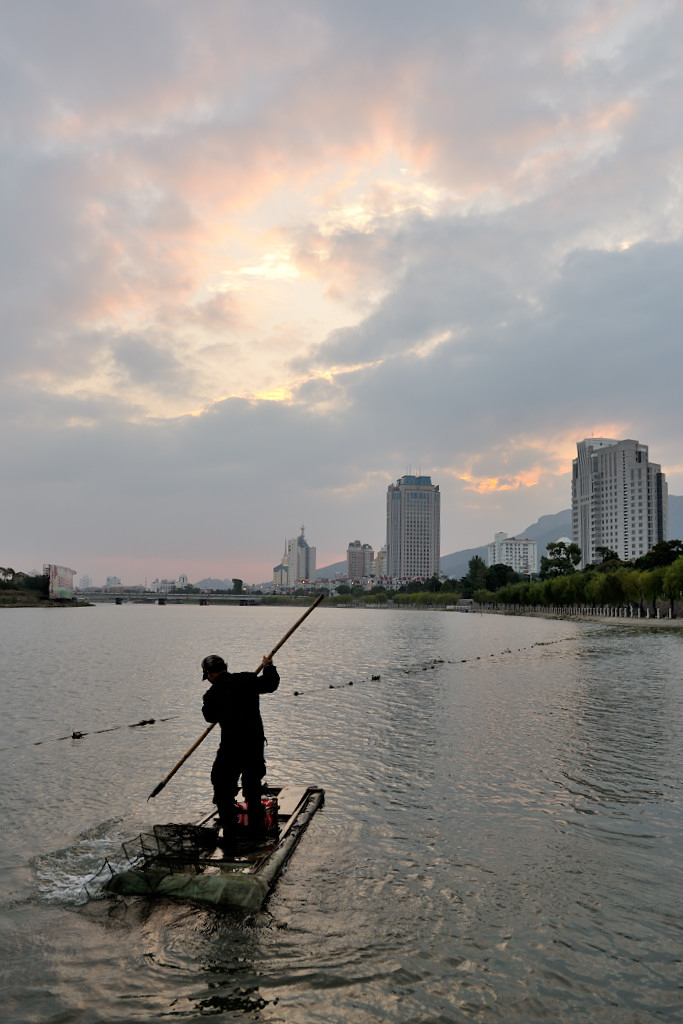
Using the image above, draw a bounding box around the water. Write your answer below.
[1,604,681,1023]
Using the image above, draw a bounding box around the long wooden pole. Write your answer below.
[147,594,325,800]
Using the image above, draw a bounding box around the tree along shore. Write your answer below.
[0,570,49,606]
[473,555,683,621]
[0,569,90,607]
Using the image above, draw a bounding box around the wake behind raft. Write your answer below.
[96,785,324,911]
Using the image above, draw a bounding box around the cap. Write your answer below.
[201,654,227,680]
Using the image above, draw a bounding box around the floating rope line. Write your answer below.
[0,715,180,752]
[285,636,574,698]
[4,637,575,748]
[62,717,167,742]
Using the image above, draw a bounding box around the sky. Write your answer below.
[3,0,683,586]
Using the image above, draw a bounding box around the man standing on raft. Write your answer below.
[200,652,280,847]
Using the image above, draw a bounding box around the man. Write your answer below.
[201,652,280,846]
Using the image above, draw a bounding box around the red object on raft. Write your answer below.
[236,796,279,832]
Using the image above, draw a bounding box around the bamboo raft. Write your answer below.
[93,785,324,910]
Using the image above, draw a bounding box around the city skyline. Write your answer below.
[12,454,683,589]
[3,4,683,585]
[12,451,683,590]
[73,496,682,589]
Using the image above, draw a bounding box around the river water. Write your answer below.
[0,604,681,1023]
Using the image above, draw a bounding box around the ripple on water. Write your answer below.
[0,608,681,1023]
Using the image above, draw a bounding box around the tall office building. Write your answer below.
[286,526,316,586]
[386,475,441,580]
[572,438,668,568]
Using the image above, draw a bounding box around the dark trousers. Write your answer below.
[211,745,266,835]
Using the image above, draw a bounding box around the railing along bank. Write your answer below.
[479,601,682,619]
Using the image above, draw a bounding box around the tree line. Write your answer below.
[0,567,49,599]
[474,540,683,617]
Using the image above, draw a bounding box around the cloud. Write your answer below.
[2,1,683,583]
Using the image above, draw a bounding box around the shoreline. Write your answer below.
[482,608,683,628]
[2,599,682,627]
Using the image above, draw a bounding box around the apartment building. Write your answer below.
[572,438,668,568]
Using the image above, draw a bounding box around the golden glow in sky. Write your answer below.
[3,2,683,582]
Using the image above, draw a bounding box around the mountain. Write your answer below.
[315,561,347,579]
[439,509,572,580]
[195,578,237,590]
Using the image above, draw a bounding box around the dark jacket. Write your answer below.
[202,664,280,750]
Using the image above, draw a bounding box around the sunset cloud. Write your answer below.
[2,1,683,583]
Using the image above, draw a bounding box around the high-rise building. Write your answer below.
[487,532,538,575]
[572,438,668,568]
[286,526,316,586]
[346,540,374,580]
[386,475,441,580]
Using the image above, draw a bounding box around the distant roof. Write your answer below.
[398,475,432,485]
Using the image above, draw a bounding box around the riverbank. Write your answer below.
[482,606,683,627]
[0,596,91,608]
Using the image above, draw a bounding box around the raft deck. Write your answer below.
[102,785,324,910]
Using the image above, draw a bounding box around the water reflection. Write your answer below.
[556,632,678,813]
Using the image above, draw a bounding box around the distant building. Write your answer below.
[347,540,374,580]
[78,574,92,590]
[286,527,316,586]
[272,563,288,587]
[386,475,440,580]
[487,533,538,576]
[272,544,288,587]
[44,564,76,600]
[150,578,177,594]
[572,438,668,568]
[105,576,122,587]
[373,545,387,578]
